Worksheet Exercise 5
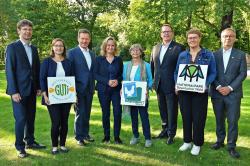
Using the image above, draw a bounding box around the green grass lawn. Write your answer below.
[0,70,249,166]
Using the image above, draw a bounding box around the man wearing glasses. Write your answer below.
[150,24,185,144]
[210,28,247,158]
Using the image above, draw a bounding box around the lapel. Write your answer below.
[77,46,89,70]
[225,48,236,74]
[89,51,95,71]
[153,44,161,66]
[161,41,174,65]
[218,48,225,72]
[16,40,31,68]
[31,45,37,68]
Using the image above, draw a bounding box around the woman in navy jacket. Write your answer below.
[40,38,73,154]
[174,29,216,155]
[94,37,123,144]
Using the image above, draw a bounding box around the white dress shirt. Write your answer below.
[159,41,171,64]
[79,45,92,69]
[223,48,232,72]
[20,40,32,66]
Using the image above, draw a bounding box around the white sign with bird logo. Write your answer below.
[121,81,147,106]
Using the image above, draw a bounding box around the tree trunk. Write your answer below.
[220,10,233,32]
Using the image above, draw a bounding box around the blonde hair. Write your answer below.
[100,36,118,56]
[186,28,202,38]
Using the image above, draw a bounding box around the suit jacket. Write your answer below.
[67,46,95,95]
[150,41,185,94]
[5,40,40,97]
[210,48,247,99]
[94,56,123,92]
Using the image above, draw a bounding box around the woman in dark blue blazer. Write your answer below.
[94,37,123,144]
[40,38,73,154]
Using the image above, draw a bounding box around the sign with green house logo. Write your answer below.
[121,81,147,106]
[47,76,76,104]
[176,64,208,93]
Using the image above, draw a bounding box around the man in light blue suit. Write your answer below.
[67,29,96,145]
[210,28,247,158]
[5,19,45,158]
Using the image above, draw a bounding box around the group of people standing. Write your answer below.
[5,19,247,160]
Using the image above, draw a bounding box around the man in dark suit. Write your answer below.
[67,29,96,145]
[210,28,247,158]
[150,24,185,144]
[5,19,45,158]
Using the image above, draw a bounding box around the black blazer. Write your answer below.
[94,56,123,92]
[150,41,185,94]
[210,48,247,99]
[5,40,40,97]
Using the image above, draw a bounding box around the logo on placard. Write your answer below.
[179,64,204,82]
[49,84,75,96]
[49,79,75,99]
[123,82,137,98]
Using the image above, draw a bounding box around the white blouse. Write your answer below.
[56,62,65,77]
[130,65,138,81]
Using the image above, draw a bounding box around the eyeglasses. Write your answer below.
[188,36,199,40]
[222,35,235,39]
[53,45,64,48]
[131,49,141,52]
[161,31,172,34]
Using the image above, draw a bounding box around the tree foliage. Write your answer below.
[0,0,249,61]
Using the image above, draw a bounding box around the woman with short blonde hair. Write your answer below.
[94,37,123,144]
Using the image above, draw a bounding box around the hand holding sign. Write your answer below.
[176,64,208,93]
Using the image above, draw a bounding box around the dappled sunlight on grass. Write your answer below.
[0,72,249,165]
[94,146,167,165]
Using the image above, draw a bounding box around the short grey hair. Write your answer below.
[129,44,143,53]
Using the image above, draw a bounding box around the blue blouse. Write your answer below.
[94,56,123,92]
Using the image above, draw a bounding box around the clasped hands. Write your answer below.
[217,86,231,96]
[108,79,118,87]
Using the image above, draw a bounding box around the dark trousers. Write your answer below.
[74,92,93,141]
[178,91,208,146]
[47,104,71,147]
[98,89,122,138]
[130,102,151,140]
[157,85,178,137]
[211,97,241,149]
[12,93,36,151]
